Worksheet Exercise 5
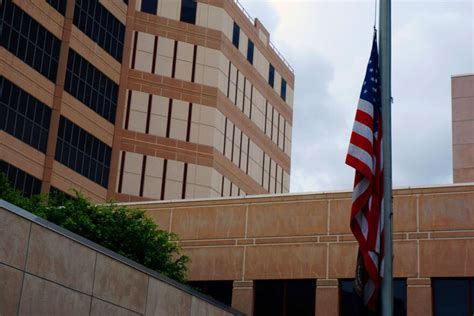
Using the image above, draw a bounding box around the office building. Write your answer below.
[1,0,294,202]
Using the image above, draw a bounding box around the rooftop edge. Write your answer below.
[117,182,474,207]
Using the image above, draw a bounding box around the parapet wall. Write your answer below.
[0,200,243,316]
[127,183,474,315]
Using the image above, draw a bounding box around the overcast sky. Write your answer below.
[241,0,473,192]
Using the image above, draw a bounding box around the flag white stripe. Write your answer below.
[352,121,373,145]
[353,177,370,201]
[364,279,375,305]
[348,144,373,173]
[355,211,369,239]
[357,99,374,118]
[368,251,379,268]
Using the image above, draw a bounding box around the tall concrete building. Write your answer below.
[1,0,294,202]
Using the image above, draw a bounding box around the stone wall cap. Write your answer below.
[0,199,245,316]
[452,73,474,78]
[118,182,474,208]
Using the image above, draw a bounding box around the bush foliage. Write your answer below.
[0,173,188,283]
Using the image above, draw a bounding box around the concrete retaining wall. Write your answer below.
[0,200,243,316]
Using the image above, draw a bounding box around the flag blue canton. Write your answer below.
[360,34,381,132]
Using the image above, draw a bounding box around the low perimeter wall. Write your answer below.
[0,200,243,316]
[125,183,474,316]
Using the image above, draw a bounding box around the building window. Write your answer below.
[247,40,254,64]
[339,279,407,316]
[65,49,118,123]
[180,0,197,24]
[254,279,316,316]
[1,78,51,153]
[268,64,275,88]
[55,116,111,188]
[46,0,67,15]
[188,281,233,306]
[281,79,287,101]
[0,161,42,197]
[141,0,158,14]
[232,23,240,48]
[433,279,474,315]
[1,0,61,82]
[73,0,125,62]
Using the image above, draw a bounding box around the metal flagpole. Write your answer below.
[379,0,393,314]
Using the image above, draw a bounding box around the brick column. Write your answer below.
[232,281,253,316]
[315,279,339,316]
[106,0,136,200]
[407,278,432,316]
[40,0,75,193]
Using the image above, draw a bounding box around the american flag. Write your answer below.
[345,32,384,310]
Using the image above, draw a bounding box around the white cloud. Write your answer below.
[240,0,473,192]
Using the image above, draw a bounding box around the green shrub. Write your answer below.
[0,173,188,283]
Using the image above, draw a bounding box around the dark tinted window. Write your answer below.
[433,279,474,316]
[340,279,407,316]
[268,64,275,87]
[141,0,158,14]
[1,0,61,81]
[55,116,111,188]
[73,0,125,62]
[1,78,51,153]
[189,281,233,306]
[254,279,316,316]
[65,49,118,123]
[232,23,240,48]
[281,79,287,101]
[247,40,254,64]
[0,161,42,197]
[180,0,197,24]
[46,0,67,15]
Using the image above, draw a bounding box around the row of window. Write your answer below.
[46,0,67,15]
[193,278,474,316]
[65,49,119,123]
[232,23,255,65]
[55,116,112,188]
[0,161,42,197]
[141,0,197,24]
[73,0,125,62]
[1,0,61,82]
[1,78,52,153]
[232,22,288,102]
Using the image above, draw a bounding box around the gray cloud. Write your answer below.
[241,0,473,192]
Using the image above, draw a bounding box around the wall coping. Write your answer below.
[0,199,245,316]
[117,182,474,208]
[452,73,474,78]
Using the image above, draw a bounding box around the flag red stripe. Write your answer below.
[355,110,374,128]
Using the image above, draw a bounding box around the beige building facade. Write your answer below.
[128,183,474,316]
[1,0,294,203]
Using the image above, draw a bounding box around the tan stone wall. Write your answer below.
[129,183,474,315]
[452,74,474,183]
[0,201,242,316]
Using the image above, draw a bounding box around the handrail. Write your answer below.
[232,0,294,74]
